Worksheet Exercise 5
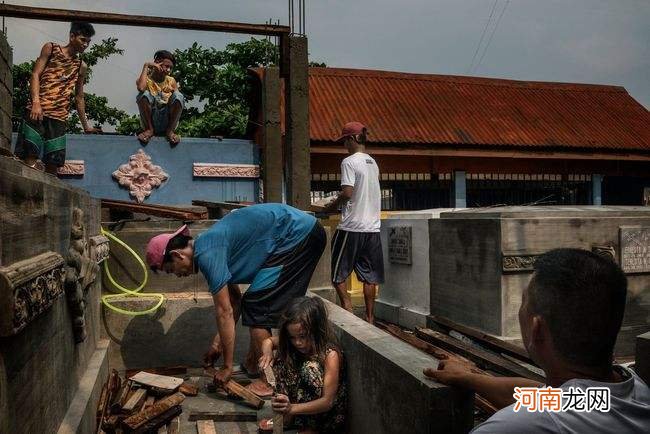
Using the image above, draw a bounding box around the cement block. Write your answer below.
[430,206,650,357]
[321,296,474,433]
[102,292,251,371]
[377,215,435,329]
[635,332,650,385]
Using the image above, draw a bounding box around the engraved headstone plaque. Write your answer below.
[620,226,650,273]
[388,226,412,265]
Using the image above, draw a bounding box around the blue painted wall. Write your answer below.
[13,134,260,205]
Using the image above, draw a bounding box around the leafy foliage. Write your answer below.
[13,37,324,138]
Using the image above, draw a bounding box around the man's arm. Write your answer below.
[424,360,543,410]
[323,185,353,213]
[75,62,99,133]
[29,43,53,122]
[212,285,236,385]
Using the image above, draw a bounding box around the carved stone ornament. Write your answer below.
[33,159,85,176]
[0,251,65,336]
[58,160,85,176]
[64,208,100,343]
[193,163,260,178]
[112,149,168,203]
[502,254,540,272]
[89,235,110,264]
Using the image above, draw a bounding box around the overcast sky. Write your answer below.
[4,0,650,117]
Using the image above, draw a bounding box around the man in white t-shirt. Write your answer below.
[424,248,650,433]
[325,121,384,324]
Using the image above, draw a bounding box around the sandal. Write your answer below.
[239,363,260,379]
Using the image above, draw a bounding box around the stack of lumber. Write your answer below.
[376,319,546,416]
[96,369,193,433]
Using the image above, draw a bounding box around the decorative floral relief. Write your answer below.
[0,251,65,336]
[112,149,168,203]
[33,159,85,175]
[193,163,260,178]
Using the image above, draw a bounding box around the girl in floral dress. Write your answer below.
[259,296,347,433]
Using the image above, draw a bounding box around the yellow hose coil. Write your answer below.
[100,226,165,315]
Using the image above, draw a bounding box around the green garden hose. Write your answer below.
[100,226,165,315]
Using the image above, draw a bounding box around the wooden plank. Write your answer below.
[0,3,290,36]
[427,315,532,362]
[129,372,183,392]
[179,381,199,397]
[144,396,156,410]
[196,420,218,434]
[122,393,185,431]
[111,380,133,413]
[127,405,183,434]
[204,367,264,410]
[122,389,148,413]
[224,380,264,410]
[415,328,545,383]
[96,384,109,426]
[101,199,207,221]
[188,411,257,422]
[167,417,181,434]
[376,321,474,365]
[263,367,283,434]
[125,366,188,379]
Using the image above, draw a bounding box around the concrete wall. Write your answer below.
[13,134,260,205]
[0,157,107,434]
[321,296,474,434]
[0,31,11,152]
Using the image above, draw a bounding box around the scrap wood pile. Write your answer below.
[376,317,546,416]
[96,368,197,434]
[96,366,267,434]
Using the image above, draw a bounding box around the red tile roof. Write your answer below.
[253,67,650,152]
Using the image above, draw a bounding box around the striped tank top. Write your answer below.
[27,43,82,121]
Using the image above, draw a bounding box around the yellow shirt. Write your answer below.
[146,75,177,105]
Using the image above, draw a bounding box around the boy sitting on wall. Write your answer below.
[136,50,184,146]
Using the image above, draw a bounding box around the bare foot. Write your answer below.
[137,129,154,145]
[166,131,180,146]
[365,315,375,325]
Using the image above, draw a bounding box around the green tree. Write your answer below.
[12,38,129,133]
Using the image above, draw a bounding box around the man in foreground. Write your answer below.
[424,248,650,433]
[145,203,326,393]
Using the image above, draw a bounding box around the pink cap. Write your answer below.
[145,224,190,270]
[336,121,367,142]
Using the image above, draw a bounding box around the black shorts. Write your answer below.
[331,230,385,285]
[14,112,67,167]
[241,221,326,328]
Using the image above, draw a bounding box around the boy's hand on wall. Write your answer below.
[423,360,474,386]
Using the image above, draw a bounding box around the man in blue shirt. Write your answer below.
[146,203,326,387]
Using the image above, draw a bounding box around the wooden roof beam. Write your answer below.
[0,3,290,37]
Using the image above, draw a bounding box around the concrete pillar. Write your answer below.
[262,67,283,203]
[283,36,311,210]
[452,170,467,208]
[592,174,603,205]
[0,31,13,152]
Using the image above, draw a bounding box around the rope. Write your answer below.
[100,226,165,315]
